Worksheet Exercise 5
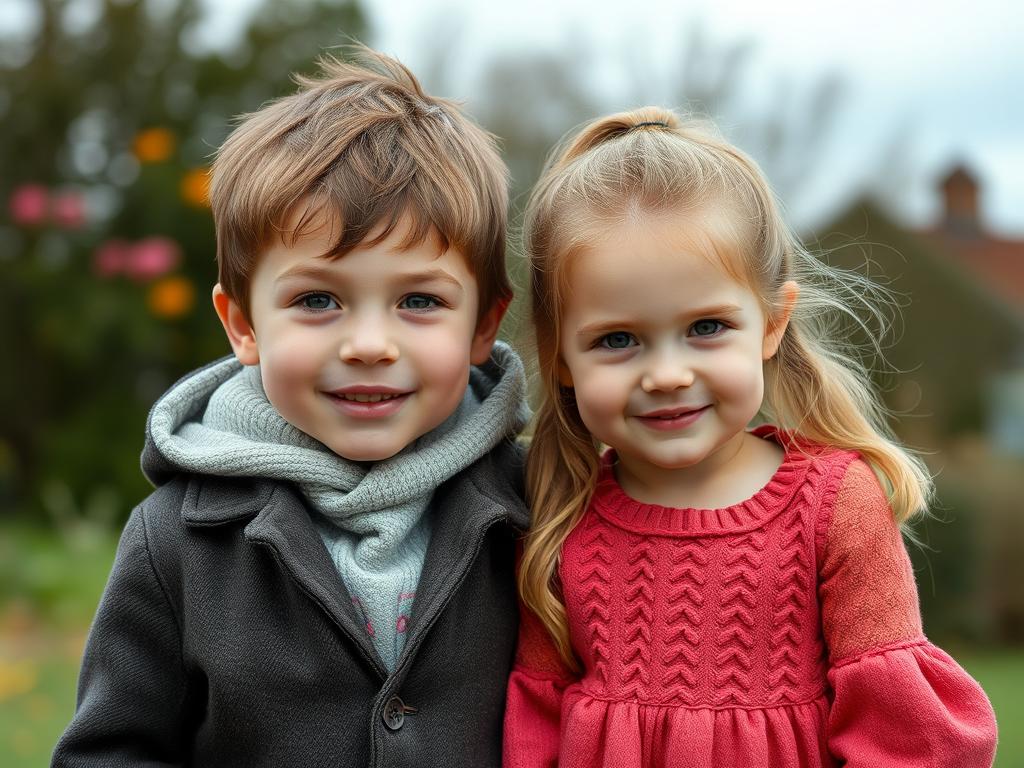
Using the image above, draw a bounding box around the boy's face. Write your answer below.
[214,209,503,462]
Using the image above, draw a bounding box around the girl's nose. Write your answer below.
[640,348,695,392]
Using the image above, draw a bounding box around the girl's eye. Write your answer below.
[400,294,441,311]
[599,332,637,350]
[299,293,338,311]
[691,319,725,337]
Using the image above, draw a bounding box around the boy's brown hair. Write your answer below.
[209,45,511,322]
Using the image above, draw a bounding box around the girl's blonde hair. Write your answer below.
[520,107,933,668]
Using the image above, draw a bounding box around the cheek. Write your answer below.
[571,366,629,431]
[710,349,766,404]
[414,327,473,397]
[256,330,325,410]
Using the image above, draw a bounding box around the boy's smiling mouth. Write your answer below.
[323,386,413,417]
[338,392,401,403]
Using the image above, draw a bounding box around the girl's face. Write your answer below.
[557,212,788,496]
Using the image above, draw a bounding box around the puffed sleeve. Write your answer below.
[818,459,997,767]
[52,506,190,767]
[503,595,577,768]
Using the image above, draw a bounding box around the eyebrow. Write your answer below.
[274,263,339,284]
[275,263,465,292]
[575,303,745,337]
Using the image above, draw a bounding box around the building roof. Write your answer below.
[920,162,1024,315]
[918,227,1024,312]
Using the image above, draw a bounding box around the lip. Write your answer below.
[323,385,412,419]
[634,404,710,431]
[330,385,409,396]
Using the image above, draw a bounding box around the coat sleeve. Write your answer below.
[503,595,577,768]
[52,506,191,767]
[818,459,998,767]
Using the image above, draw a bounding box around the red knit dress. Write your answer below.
[504,428,997,767]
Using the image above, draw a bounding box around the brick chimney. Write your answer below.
[940,164,982,237]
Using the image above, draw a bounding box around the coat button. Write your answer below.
[382,696,407,730]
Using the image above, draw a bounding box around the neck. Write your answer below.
[613,431,784,509]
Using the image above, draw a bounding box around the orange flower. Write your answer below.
[133,128,175,163]
[180,167,211,207]
[148,276,195,318]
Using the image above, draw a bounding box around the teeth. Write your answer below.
[342,393,397,403]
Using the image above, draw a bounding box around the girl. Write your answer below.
[504,108,998,767]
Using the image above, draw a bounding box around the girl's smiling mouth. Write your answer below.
[634,404,710,430]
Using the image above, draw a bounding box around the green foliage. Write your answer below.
[908,481,985,642]
[0,523,119,630]
[0,0,367,522]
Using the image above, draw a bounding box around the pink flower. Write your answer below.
[93,239,132,277]
[52,191,86,229]
[127,237,181,281]
[9,184,48,225]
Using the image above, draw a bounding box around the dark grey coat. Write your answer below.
[52,438,528,768]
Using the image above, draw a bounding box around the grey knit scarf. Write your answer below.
[148,342,528,670]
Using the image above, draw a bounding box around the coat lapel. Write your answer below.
[240,483,390,680]
[395,446,525,671]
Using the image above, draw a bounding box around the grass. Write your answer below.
[1,522,1021,766]
[1,638,83,766]
[962,652,1024,766]
[1,522,117,767]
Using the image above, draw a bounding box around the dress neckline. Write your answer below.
[590,425,817,537]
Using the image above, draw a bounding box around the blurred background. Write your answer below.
[1,0,1021,763]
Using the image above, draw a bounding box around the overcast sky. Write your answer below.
[359,0,1024,235]
[8,0,1023,235]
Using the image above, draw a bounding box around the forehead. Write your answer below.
[561,212,758,317]
[258,203,477,283]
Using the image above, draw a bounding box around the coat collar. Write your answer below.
[178,438,527,531]
[176,442,526,680]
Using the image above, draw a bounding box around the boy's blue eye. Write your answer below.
[691,319,725,337]
[600,332,636,349]
[400,294,440,310]
[300,293,338,311]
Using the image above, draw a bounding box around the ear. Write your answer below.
[557,359,574,388]
[762,280,800,360]
[212,284,260,365]
[469,297,511,365]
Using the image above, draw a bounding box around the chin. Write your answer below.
[317,435,402,462]
[647,449,708,470]
[335,446,402,462]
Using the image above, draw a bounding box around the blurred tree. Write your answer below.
[0,0,366,521]
[436,23,844,206]
[910,438,1024,646]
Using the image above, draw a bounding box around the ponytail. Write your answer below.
[550,107,682,170]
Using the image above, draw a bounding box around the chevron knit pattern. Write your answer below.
[560,428,847,708]
[506,426,999,768]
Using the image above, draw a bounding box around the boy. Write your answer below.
[53,48,529,767]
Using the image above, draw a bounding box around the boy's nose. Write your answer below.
[640,349,695,392]
[339,317,400,365]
